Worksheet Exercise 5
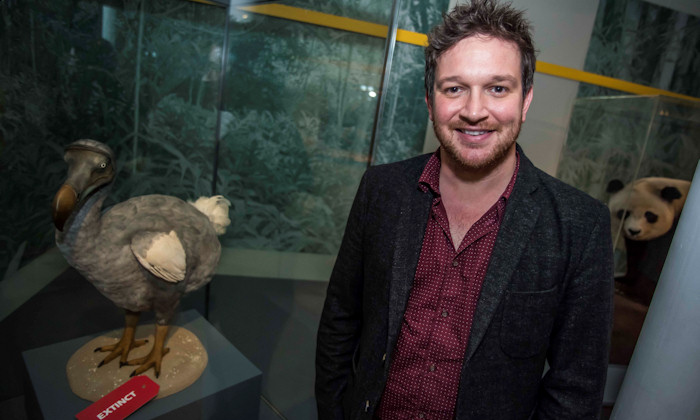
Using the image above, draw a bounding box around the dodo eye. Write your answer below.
[645,211,658,223]
[100,162,107,169]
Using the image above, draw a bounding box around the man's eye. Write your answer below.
[491,86,507,94]
[446,86,460,94]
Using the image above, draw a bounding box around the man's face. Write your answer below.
[427,36,533,173]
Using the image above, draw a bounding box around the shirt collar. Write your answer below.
[418,148,520,201]
[418,150,442,195]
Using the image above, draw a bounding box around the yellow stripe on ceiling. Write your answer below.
[191,2,698,101]
[238,4,418,40]
[536,62,698,102]
[397,29,428,46]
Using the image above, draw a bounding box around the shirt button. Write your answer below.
[441,310,448,317]
[429,363,436,372]
[418,413,425,419]
[452,260,459,267]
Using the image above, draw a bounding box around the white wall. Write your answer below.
[424,0,600,176]
[513,0,600,175]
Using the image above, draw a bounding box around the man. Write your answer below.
[316,1,613,419]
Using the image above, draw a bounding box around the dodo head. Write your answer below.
[52,139,116,231]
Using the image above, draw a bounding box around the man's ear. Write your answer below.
[425,92,434,121]
[521,87,533,123]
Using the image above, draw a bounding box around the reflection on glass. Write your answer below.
[373,40,431,165]
[373,0,450,165]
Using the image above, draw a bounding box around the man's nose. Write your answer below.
[460,92,488,123]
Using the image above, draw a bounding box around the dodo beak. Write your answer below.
[52,184,78,231]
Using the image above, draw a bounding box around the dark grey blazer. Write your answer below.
[316,146,614,420]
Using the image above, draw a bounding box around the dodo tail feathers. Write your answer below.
[188,195,231,235]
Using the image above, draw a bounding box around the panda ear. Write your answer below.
[660,186,682,202]
[607,180,624,193]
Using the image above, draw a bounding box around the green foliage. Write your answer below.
[562,0,700,198]
[373,42,431,165]
[558,96,700,202]
[283,0,392,24]
[216,108,361,254]
[0,0,451,278]
[579,0,700,98]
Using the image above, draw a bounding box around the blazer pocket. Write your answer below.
[500,286,558,358]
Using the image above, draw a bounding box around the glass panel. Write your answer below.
[209,1,447,418]
[0,0,225,416]
[1,0,454,418]
[557,94,657,202]
[373,40,430,165]
[0,0,225,278]
[557,88,700,416]
[210,3,391,418]
[563,5,700,416]
[283,0,392,24]
[216,11,386,255]
[581,0,700,99]
[107,2,223,209]
[373,0,450,165]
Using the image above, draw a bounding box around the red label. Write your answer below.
[76,376,160,420]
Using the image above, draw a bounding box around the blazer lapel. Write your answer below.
[386,169,433,353]
[463,151,542,364]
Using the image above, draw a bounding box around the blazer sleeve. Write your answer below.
[534,203,614,419]
[315,171,369,420]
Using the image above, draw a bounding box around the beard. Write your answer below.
[434,117,522,173]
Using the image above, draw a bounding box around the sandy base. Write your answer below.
[66,325,207,401]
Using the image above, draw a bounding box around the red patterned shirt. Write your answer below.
[375,151,519,420]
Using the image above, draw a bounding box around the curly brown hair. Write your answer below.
[424,0,536,101]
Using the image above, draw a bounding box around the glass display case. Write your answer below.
[0,0,449,418]
[557,94,700,403]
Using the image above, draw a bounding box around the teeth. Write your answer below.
[459,129,489,135]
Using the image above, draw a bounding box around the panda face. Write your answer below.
[613,203,670,241]
[615,209,658,226]
[608,182,680,241]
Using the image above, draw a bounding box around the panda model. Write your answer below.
[608,177,690,241]
[607,177,691,305]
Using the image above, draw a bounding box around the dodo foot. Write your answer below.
[128,347,171,378]
[128,323,171,378]
[95,338,149,367]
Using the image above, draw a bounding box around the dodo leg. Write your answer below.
[95,310,148,367]
[127,323,170,378]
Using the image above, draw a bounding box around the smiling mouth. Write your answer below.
[457,129,493,136]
